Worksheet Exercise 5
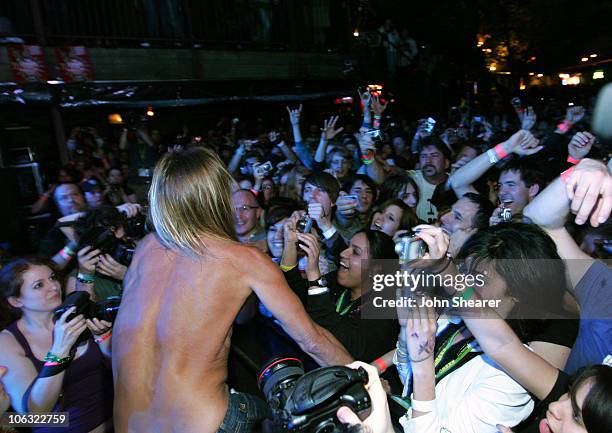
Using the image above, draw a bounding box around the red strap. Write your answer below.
[373,357,388,374]
[566,155,581,165]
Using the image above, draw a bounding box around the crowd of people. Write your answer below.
[0,84,610,433]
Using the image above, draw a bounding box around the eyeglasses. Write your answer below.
[235,205,259,213]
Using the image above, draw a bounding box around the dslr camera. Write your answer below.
[79,225,136,266]
[257,357,371,433]
[54,291,121,324]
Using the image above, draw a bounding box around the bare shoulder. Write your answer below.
[0,329,25,360]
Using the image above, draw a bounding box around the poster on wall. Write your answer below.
[6,45,48,83]
[55,46,93,82]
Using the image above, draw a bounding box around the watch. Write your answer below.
[308,276,327,288]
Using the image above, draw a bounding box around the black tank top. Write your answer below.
[5,321,114,433]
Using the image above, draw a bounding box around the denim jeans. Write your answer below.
[216,391,270,433]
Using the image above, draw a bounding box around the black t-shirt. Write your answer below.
[519,371,571,433]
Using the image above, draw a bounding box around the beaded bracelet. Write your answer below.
[44,352,73,365]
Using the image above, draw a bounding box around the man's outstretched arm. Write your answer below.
[449,129,542,197]
[248,250,354,366]
[524,158,612,287]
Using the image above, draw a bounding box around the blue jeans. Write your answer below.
[216,392,270,433]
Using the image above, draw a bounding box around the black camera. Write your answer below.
[54,291,121,324]
[257,357,371,432]
[122,208,149,239]
[79,226,136,266]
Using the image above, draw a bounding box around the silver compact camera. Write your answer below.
[296,215,313,234]
[500,207,512,222]
[395,235,427,265]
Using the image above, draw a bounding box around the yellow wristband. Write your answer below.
[280,263,297,272]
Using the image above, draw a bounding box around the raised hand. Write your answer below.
[568,131,596,161]
[371,95,388,116]
[565,158,612,226]
[565,105,586,124]
[286,104,303,125]
[501,130,543,156]
[336,192,358,219]
[358,89,372,107]
[521,106,537,131]
[321,116,344,141]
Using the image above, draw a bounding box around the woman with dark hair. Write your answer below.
[377,173,419,210]
[281,226,399,362]
[394,223,578,433]
[370,199,419,238]
[321,198,418,263]
[0,258,114,433]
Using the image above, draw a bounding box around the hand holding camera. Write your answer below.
[336,362,394,433]
[96,254,128,281]
[296,232,322,282]
[51,307,88,357]
[489,204,512,226]
[85,317,112,337]
[77,245,102,276]
[336,193,358,219]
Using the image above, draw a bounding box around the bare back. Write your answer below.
[112,233,253,433]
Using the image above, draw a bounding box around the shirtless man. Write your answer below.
[112,147,353,433]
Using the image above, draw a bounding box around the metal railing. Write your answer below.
[0,0,350,52]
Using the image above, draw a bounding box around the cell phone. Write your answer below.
[343,194,358,202]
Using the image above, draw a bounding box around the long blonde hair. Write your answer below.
[149,147,237,256]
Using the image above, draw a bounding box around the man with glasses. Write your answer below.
[232,189,267,252]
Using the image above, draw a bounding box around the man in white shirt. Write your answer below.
[408,138,450,222]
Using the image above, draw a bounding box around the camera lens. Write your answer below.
[257,357,304,402]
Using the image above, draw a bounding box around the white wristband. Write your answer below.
[322,226,337,240]
[308,286,329,296]
[410,395,436,413]
[487,148,499,165]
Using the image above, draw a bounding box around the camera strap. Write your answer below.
[335,289,360,316]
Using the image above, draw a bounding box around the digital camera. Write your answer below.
[257,357,371,432]
[296,215,313,234]
[54,291,121,324]
[79,226,136,266]
[500,207,512,222]
[395,235,427,264]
